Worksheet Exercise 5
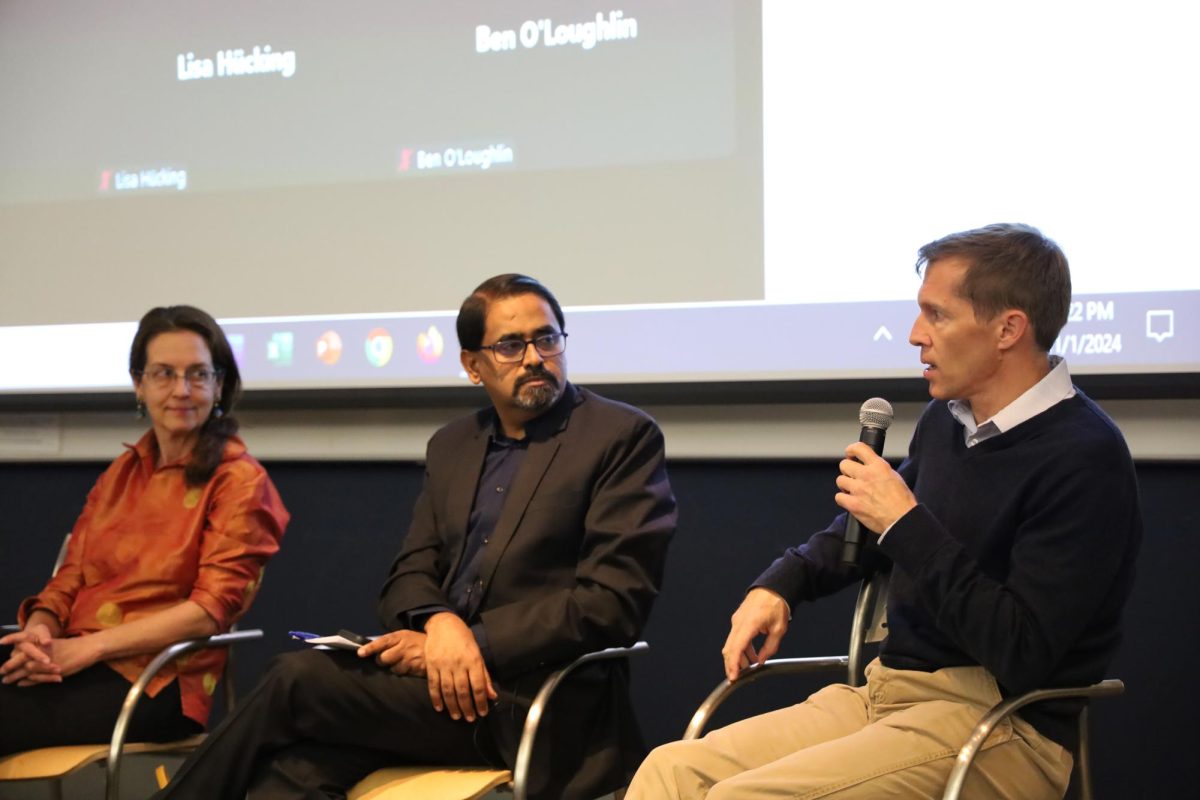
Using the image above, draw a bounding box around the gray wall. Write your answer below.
[3,396,1199,463]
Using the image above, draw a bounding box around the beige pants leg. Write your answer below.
[628,660,1073,800]
[628,680,871,800]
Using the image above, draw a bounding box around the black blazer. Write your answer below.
[377,383,677,799]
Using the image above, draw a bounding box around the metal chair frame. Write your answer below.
[512,641,648,797]
[350,641,649,800]
[684,576,885,740]
[681,573,1123,800]
[103,628,262,800]
[0,629,261,800]
[1,533,262,800]
[941,678,1124,800]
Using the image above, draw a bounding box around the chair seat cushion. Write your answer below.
[348,766,513,800]
[0,735,206,781]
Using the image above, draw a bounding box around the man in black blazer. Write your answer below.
[157,274,677,799]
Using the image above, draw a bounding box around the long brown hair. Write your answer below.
[129,306,241,486]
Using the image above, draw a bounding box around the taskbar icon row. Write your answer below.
[221,320,456,384]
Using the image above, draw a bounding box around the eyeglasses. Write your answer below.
[136,365,222,389]
[477,332,567,363]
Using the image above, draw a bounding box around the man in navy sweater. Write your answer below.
[628,223,1142,799]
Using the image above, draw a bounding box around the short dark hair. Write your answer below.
[129,305,240,485]
[916,223,1071,351]
[456,274,566,351]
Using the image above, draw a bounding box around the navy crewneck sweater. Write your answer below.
[758,391,1142,747]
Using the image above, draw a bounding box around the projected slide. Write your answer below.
[761,0,1200,304]
[1,0,1197,397]
[752,0,1199,388]
[0,1,734,202]
[0,0,756,328]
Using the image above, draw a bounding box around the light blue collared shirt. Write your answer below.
[947,356,1075,448]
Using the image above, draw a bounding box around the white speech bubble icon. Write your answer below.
[1146,310,1174,343]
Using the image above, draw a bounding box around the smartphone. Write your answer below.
[336,629,370,646]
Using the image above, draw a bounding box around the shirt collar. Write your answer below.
[948,356,1075,446]
[486,421,526,449]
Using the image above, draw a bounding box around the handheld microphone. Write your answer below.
[841,397,894,566]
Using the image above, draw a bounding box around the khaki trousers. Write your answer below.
[628,659,1072,799]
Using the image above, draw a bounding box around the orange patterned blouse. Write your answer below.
[17,431,289,727]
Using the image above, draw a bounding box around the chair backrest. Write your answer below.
[846,570,889,686]
[51,532,72,576]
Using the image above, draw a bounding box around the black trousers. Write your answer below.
[0,658,198,756]
[154,649,505,800]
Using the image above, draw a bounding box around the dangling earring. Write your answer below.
[135,398,146,420]
[212,404,224,419]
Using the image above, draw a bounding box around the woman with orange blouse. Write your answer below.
[0,306,289,754]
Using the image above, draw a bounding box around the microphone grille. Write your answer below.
[859,397,894,429]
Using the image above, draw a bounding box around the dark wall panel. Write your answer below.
[2,458,1195,797]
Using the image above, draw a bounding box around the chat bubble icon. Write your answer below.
[1146,310,1174,343]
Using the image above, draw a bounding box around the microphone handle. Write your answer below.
[841,425,888,566]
